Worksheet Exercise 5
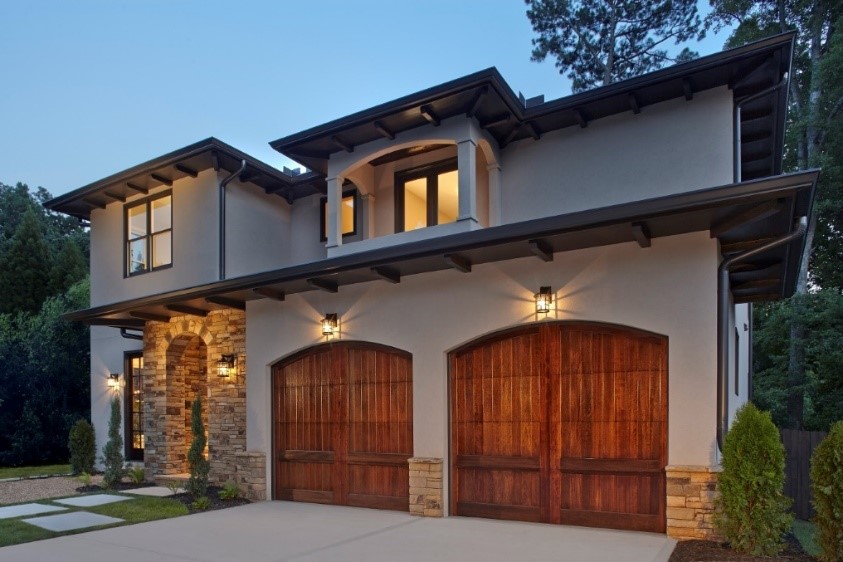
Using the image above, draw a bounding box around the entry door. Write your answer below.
[273,342,413,511]
[450,323,667,532]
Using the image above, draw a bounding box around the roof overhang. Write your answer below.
[271,33,795,178]
[67,169,818,328]
[44,137,326,219]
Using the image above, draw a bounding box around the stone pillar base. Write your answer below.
[233,451,267,501]
[666,465,722,540]
[408,457,443,517]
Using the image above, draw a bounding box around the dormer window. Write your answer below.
[394,158,458,233]
[125,191,172,276]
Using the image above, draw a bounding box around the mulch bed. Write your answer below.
[171,486,251,514]
[669,534,815,562]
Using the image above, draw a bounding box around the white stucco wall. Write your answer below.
[499,87,734,223]
[225,178,291,277]
[89,170,219,306]
[90,326,142,467]
[245,231,721,508]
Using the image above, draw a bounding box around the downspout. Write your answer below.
[733,75,788,183]
[717,216,807,452]
[219,160,247,280]
[119,328,144,341]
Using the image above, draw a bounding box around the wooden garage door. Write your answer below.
[450,323,667,532]
[273,342,412,511]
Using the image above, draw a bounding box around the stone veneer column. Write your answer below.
[142,310,261,495]
[666,465,722,540]
[408,458,443,517]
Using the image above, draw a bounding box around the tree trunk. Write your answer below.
[603,0,618,86]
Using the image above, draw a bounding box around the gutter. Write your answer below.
[219,160,247,280]
[119,328,143,341]
[716,216,807,452]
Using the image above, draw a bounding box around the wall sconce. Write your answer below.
[217,354,236,378]
[107,373,120,391]
[322,313,339,337]
[535,286,553,314]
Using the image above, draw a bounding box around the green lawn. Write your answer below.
[792,519,820,558]
[0,464,71,479]
[0,494,188,548]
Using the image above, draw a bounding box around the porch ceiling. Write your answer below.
[67,169,818,329]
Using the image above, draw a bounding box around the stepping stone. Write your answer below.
[122,486,181,497]
[22,511,123,532]
[0,503,67,519]
[54,494,131,507]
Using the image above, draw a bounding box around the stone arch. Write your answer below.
[165,333,209,474]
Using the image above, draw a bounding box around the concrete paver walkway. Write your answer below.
[21,512,123,532]
[0,501,676,562]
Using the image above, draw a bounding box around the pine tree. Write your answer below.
[0,208,52,314]
[49,238,86,296]
[525,0,701,92]
[101,396,124,488]
[186,394,209,499]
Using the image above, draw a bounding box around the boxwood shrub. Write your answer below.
[714,403,792,555]
[811,421,843,562]
[68,418,95,475]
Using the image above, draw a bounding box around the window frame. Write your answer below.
[394,157,458,233]
[124,351,145,461]
[319,187,359,242]
[734,327,740,396]
[123,190,173,277]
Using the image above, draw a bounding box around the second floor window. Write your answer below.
[320,189,357,242]
[125,191,172,276]
[395,158,458,233]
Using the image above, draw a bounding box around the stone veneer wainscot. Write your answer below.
[666,465,721,540]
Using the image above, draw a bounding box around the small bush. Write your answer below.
[192,496,211,510]
[128,466,145,485]
[219,480,241,500]
[714,403,792,556]
[811,421,843,562]
[68,419,96,475]
[77,471,92,487]
[165,480,182,495]
[186,395,209,499]
[101,396,125,489]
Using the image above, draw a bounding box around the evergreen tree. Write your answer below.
[186,395,209,499]
[101,396,124,488]
[0,208,52,314]
[49,238,86,296]
[525,0,701,92]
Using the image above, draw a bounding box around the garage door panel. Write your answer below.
[455,467,542,515]
[274,343,412,511]
[452,322,667,532]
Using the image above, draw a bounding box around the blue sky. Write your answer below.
[0,1,731,197]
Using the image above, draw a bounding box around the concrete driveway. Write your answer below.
[0,502,676,562]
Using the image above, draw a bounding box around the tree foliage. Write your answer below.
[811,421,843,562]
[186,395,210,499]
[101,396,124,488]
[525,0,701,92]
[714,404,792,556]
[68,419,96,475]
[0,209,52,314]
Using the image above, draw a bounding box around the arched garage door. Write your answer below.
[450,322,667,532]
[273,342,413,511]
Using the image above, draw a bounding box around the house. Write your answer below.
[45,32,817,540]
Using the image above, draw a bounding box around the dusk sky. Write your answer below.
[1,1,731,197]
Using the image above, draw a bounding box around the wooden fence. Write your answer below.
[781,428,827,520]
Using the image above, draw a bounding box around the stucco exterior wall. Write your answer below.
[246,231,721,510]
[499,86,734,224]
[89,170,219,307]
[90,326,142,467]
[225,178,291,277]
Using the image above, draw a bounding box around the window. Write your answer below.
[125,352,145,461]
[395,158,458,233]
[125,191,172,276]
[734,328,740,396]
[320,189,357,242]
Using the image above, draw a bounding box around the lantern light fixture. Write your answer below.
[535,286,553,314]
[217,354,236,378]
[322,313,339,337]
[107,373,120,390]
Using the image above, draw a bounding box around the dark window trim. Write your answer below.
[320,188,359,242]
[124,351,144,461]
[394,157,458,233]
[124,190,173,278]
[734,327,740,396]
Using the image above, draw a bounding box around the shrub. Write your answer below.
[219,480,241,500]
[192,496,211,511]
[714,403,792,555]
[186,395,209,499]
[165,480,182,495]
[811,421,843,562]
[68,419,96,475]
[101,396,125,488]
[77,471,92,487]
[128,466,145,485]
